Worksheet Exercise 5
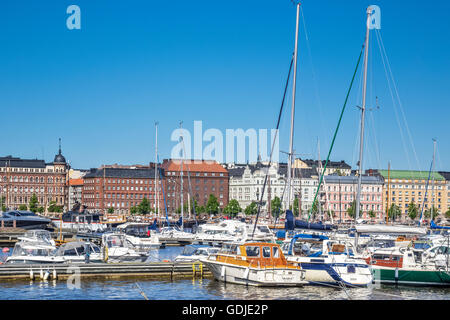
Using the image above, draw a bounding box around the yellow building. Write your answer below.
[378,170,448,221]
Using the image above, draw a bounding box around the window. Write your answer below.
[246,246,260,257]
[262,247,271,258]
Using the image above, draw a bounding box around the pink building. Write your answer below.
[323,175,384,222]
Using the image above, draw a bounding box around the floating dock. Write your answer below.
[0,262,211,281]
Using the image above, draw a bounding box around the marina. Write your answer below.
[0,0,448,304]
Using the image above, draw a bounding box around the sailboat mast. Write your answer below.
[180,121,184,231]
[355,7,372,222]
[386,161,390,224]
[154,122,159,218]
[286,1,301,213]
[431,138,436,222]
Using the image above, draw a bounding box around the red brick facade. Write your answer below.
[161,159,229,213]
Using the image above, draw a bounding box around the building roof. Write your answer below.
[377,170,445,181]
[68,179,84,186]
[297,158,351,169]
[84,167,158,179]
[0,156,46,168]
[324,175,384,184]
[53,138,66,164]
[228,162,317,179]
[438,171,450,181]
[162,159,228,174]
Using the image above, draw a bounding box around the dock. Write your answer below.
[0,262,211,281]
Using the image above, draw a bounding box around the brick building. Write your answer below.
[0,143,69,213]
[82,165,164,215]
[161,159,229,213]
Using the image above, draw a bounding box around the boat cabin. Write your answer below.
[117,223,150,237]
[214,242,298,269]
[59,211,102,223]
[365,247,417,269]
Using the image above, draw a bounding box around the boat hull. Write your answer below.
[287,257,373,287]
[371,266,450,286]
[202,260,306,287]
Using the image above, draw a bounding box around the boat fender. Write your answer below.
[53,269,57,280]
[43,270,50,281]
[221,266,226,279]
[103,246,109,263]
[163,259,170,262]
[29,269,34,280]
[39,269,44,280]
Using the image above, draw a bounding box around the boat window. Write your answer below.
[262,247,271,258]
[437,247,449,255]
[77,246,86,255]
[272,246,280,258]
[64,248,78,256]
[91,244,101,253]
[331,244,345,253]
[107,235,125,248]
[245,246,260,257]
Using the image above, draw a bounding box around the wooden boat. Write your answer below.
[201,242,306,287]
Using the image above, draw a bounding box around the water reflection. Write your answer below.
[1,246,450,300]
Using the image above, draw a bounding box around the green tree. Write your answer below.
[388,203,401,221]
[424,206,438,221]
[407,202,418,221]
[37,206,44,214]
[108,207,115,214]
[223,199,242,217]
[311,199,322,219]
[206,194,219,215]
[47,201,63,213]
[19,204,28,211]
[271,196,282,217]
[137,197,151,214]
[368,209,376,219]
[244,202,258,216]
[291,198,300,217]
[445,209,450,220]
[29,194,39,213]
[346,200,358,219]
[197,206,206,214]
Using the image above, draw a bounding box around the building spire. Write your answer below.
[59,138,62,155]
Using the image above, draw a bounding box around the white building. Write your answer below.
[227,162,321,216]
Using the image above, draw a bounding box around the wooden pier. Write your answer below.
[0,262,211,281]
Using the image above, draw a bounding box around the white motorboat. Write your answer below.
[174,245,220,263]
[101,233,148,263]
[194,220,274,244]
[116,222,161,251]
[54,241,103,263]
[158,226,195,242]
[5,241,64,264]
[201,242,307,287]
[18,230,56,246]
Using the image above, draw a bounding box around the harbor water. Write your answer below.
[1,247,450,300]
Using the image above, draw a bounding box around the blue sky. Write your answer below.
[0,0,448,172]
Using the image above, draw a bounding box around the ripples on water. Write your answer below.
[1,246,450,300]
